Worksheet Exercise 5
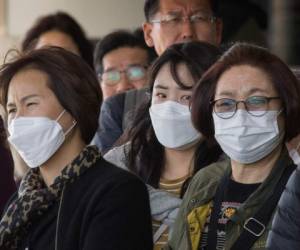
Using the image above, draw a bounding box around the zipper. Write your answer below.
[55,185,65,250]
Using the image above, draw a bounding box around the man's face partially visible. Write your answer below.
[143,0,222,55]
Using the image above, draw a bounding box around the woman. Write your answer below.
[0,116,16,215]
[104,41,223,249]
[0,47,152,250]
[13,11,95,183]
[21,11,93,68]
[167,42,300,250]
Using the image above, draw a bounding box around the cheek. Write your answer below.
[101,85,116,100]
[195,26,217,44]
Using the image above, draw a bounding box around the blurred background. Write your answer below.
[0,0,299,65]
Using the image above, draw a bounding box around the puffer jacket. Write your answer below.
[267,165,300,249]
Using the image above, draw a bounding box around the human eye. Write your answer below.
[103,70,120,85]
[156,92,166,99]
[164,14,181,24]
[7,107,17,114]
[247,96,267,106]
[191,12,211,23]
[180,95,192,105]
[128,66,145,80]
[214,99,235,112]
[246,96,267,111]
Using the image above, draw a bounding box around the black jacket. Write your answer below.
[0,117,16,216]
[267,165,300,250]
[92,88,148,154]
[12,157,153,250]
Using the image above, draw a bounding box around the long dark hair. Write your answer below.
[121,41,223,193]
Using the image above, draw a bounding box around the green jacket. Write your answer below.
[166,150,292,250]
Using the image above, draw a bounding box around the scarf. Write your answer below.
[0,145,101,249]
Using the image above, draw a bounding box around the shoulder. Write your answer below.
[101,92,125,112]
[77,156,146,199]
[103,143,130,170]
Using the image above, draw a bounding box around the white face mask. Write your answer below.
[288,142,300,165]
[8,110,76,168]
[213,109,283,164]
[149,101,201,149]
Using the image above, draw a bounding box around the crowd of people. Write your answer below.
[0,0,299,249]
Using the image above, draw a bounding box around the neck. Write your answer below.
[162,145,197,180]
[231,145,283,184]
[39,129,85,187]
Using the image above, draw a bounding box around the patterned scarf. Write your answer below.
[0,145,101,249]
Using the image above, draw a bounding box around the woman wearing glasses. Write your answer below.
[166,43,300,250]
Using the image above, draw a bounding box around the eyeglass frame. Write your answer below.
[150,12,217,26]
[210,96,281,119]
[98,65,148,86]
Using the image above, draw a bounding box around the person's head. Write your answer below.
[0,47,101,168]
[94,29,157,99]
[124,41,222,187]
[143,0,222,55]
[192,42,300,164]
[21,11,94,68]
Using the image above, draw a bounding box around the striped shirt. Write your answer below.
[153,175,188,250]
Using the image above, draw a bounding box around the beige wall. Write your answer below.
[0,0,145,61]
[7,0,145,38]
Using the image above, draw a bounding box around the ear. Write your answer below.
[143,22,154,47]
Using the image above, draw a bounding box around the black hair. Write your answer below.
[144,0,221,21]
[93,29,157,75]
[121,41,223,195]
[0,47,101,144]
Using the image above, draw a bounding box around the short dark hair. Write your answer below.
[0,47,102,144]
[93,29,157,75]
[21,11,94,68]
[123,41,222,189]
[191,42,300,142]
[144,0,221,21]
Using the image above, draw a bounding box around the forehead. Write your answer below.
[154,62,195,88]
[158,0,212,13]
[35,30,79,55]
[7,68,53,102]
[102,46,148,69]
[215,65,277,97]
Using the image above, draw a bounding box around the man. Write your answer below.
[93,0,223,153]
[94,29,156,99]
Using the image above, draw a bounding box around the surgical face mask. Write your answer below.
[213,109,283,164]
[288,142,300,165]
[8,110,76,168]
[149,101,201,149]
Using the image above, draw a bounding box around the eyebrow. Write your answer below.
[6,94,40,109]
[154,84,168,90]
[217,87,269,98]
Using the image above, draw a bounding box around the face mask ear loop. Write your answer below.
[64,120,77,137]
[56,110,66,122]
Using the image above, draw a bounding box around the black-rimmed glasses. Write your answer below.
[211,96,281,119]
